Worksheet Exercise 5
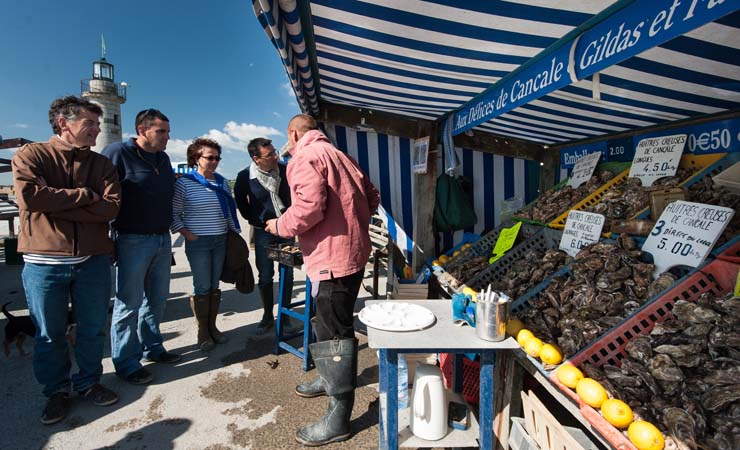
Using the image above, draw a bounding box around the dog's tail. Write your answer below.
[1,302,15,319]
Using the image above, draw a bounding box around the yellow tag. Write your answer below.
[735,268,740,297]
[489,222,522,264]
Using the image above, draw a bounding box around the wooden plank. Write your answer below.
[411,122,438,274]
[539,149,560,193]
[493,350,523,450]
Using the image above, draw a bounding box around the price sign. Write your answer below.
[642,200,735,275]
[559,211,605,257]
[629,133,686,186]
[568,151,601,188]
[489,221,522,264]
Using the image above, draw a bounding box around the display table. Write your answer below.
[366,299,519,450]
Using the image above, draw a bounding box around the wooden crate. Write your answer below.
[389,274,428,299]
[521,390,598,450]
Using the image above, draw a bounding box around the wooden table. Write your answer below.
[366,299,519,450]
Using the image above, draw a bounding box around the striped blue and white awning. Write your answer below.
[253,0,740,146]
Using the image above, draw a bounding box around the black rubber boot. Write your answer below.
[295,376,326,398]
[295,337,357,446]
[189,295,214,352]
[258,285,274,324]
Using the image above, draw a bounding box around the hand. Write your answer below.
[265,219,278,235]
[180,228,198,241]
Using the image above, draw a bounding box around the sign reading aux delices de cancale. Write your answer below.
[452,0,737,135]
[559,210,606,257]
[642,200,735,275]
[628,133,686,186]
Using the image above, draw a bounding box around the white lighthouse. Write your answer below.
[81,36,127,152]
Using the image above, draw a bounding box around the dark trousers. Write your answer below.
[313,270,364,341]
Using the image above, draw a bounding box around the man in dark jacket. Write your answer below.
[233,138,294,334]
[12,96,121,424]
[102,109,180,386]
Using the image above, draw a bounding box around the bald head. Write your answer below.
[287,114,319,148]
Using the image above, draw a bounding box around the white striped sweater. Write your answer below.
[171,176,237,236]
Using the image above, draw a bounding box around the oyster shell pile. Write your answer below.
[517,236,678,358]
[687,176,740,247]
[586,168,696,232]
[442,256,489,289]
[517,169,616,223]
[480,248,571,298]
[581,292,740,450]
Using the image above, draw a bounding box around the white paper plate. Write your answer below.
[358,302,436,331]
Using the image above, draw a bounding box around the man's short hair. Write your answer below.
[247,137,273,159]
[288,114,318,134]
[135,108,169,133]
[187,137,222,168]
[48,96,103,135]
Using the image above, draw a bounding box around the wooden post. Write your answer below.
[493,350,524,450]
[411,122,438,275]
[538,149,560,194]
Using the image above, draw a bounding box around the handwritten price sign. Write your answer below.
[568,151,601,188]
[559,210,605,257]
[642,200,734,275]
[629,134,686,186]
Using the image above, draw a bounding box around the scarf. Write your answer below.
[250,163,285,218]
[182,172,241,232]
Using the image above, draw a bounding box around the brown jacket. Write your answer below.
[12,136,121,256]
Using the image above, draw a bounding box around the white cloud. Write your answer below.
[10,123,30,129]
[272,112,282,119]
[281,82,295,97]
[165,138,190,161]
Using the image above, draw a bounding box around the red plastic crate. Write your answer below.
[715,235,740,264]
[549,258,740,450]
[439,353,479,404]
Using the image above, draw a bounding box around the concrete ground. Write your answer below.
[0,230,395,450]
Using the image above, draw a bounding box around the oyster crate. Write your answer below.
[513,162,632,227]
[466,227,563,291]
[443,222,539,274]
[265,243,303,268]
[439,352,480,405]
[548,153,726,230]
[712,234,740,263]
[549,257,740,450]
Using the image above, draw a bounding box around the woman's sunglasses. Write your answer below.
[200,155,222,162]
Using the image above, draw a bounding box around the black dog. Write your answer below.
[2,301,36,357]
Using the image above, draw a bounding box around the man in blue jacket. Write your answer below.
[102,109,181,385]
[234,138,295,334]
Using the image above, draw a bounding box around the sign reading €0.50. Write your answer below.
[489,221,522,264]
[642,200,735,275]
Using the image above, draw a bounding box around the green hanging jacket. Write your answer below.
[434,173,477,232]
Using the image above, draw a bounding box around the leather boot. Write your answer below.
[295,337,357,446]
[189,294,214,351]
[208,289,228,344]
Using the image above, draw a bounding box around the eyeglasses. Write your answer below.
[258,152,278,160]
[136,108,158,122]
[200,155,222,162]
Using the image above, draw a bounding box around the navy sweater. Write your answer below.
[233,163,291,228]
[102,138,175,234]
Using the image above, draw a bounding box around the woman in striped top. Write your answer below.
[172,138,240,352]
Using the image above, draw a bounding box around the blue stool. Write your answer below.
[275,265,315,371]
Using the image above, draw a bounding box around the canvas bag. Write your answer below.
[434,173,477,232]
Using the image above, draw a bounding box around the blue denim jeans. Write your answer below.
[254,227,294,302]
[110,233,172,376]
[22,255,111,396]
[184,233,227,295]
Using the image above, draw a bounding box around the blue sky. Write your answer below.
[0,0,300,182]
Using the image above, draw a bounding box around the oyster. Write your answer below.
[702,384,740,412]
[625,335,653,364]
[649,354,684,382]
[662,407,698,450]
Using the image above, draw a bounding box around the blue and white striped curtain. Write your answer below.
[323,124,540,261]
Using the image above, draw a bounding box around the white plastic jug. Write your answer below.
[409,363,448,440]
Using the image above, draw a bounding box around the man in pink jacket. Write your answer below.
[266,114,379,446]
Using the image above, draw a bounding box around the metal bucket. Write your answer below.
[475,299,509,342]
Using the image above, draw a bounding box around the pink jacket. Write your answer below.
[276,130,380,281]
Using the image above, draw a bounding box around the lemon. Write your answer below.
[628,421,665,450]
[601,398,634,429]
[506,319,524,338]
[576,378,608,409]
[516,329,535,347]
[431,259,441,267]
[523,337,543,358]
[539,343,563,365]
[556,365,584,389]
[438,254,450,263]
[461,243,472,250]
[452,250,461,257]
[462,286,476,297]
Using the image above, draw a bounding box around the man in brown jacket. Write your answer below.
[12,96,121,425]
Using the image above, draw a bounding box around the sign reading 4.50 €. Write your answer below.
[629,134,686,186]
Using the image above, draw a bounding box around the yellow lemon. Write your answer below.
[438,254,450,263]
[506,319,524,338]
[461,243,472,250]
[452,250,461,257]
[431,259,441,267]
[516,329,535,347]
[576,378,608,409]
[539,343,563,365]
[628,421,665,450]
[462,286,476,297]
[523,337,543,358]
[556,365,584,389]
[601,398,634,429]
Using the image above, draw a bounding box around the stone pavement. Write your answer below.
[0,233,397,450]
